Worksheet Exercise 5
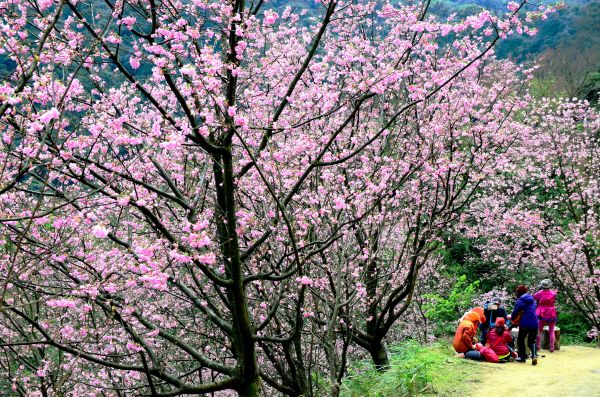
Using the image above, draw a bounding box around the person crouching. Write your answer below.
[485,317,515,362]
[453,311,482,360]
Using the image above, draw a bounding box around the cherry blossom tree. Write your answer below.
[471,98,600,340]
[0,0,555,395]
[519,101,599,335]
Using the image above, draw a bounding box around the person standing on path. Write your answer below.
[511,285,539,365]
[534,279,558,352]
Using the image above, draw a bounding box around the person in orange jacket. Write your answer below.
[472,307,486,324]
[459,306,487,323]
[453,311,482,359]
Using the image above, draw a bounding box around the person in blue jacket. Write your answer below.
[479,296,509,345]
[511,285,539,365]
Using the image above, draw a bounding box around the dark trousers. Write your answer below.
[481,328,489,345]
[517,326,538,359]
[464,350,482,361]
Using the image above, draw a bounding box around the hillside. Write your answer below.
[269,0,600,101]
[272,0,599,62]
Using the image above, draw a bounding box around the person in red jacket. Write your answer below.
[485,317,515,362]
[453,311,482,360]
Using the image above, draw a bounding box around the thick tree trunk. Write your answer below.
[214,151,261,397]
[330,382,340,397]
[238,377,262,397]
[370,340,390,371]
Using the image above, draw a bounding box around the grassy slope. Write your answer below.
[341,338,599,396]
[341,340,484,397]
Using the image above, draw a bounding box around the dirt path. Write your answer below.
[471,346,600,397]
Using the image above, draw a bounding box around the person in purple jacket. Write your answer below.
[511,285,539,365]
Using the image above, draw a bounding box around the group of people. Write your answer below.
[453,279,558,365]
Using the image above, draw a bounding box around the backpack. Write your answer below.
[511,310,523,327]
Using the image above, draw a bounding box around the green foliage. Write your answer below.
[0,240,15,254]
[556,300,595,344]
[341,341,482,397]
[440,236,497,289]
[423,275,479,336]
[529,77,562,99]
[582,71,600,104]
[439,234,537,293]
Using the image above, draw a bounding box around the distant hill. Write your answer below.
[2,1,595,99]
[266,0,600,101]
[269,0,598,61]
[493,0,599,61]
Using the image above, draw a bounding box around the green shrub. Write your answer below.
[556,307,593,345]
[423,275,480,337]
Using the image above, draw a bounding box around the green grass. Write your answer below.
[560,335,598,347]
[341,340,484,397]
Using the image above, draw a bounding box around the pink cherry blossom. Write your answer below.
[91,225,109,238]
[39,108,60,123]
